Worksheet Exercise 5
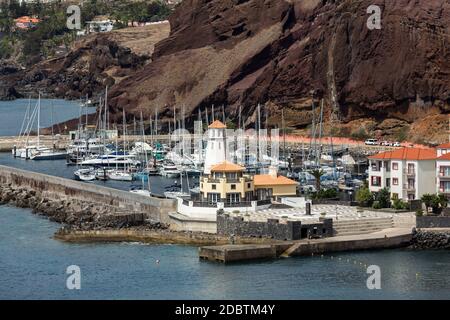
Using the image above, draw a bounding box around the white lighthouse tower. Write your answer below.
[204,120,227,174]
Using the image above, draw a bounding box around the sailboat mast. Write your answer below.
[37,93,41,147]
[105,86,109,131]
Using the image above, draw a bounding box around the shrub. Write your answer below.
[356,187,373,207]
[372,201,381,209]
[375,188,391,208]
[312,188,338,200]
[392,198,407,210]
[416,209,424,217]
[421,194,448,215]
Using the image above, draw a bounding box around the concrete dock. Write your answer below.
[199,228,413,263]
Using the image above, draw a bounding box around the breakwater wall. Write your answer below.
[410,229,450,249]
[0,165,176,226]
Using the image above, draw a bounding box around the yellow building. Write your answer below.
[199,161,298,205]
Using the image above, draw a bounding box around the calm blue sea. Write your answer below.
[0,205,449,300]
[0,99,94,136]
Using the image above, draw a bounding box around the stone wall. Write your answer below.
[416,216,450,228]
[311,199,358,206]
[0,165,176,225]
[217,213,333,241]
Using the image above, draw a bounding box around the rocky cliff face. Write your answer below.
[107,0,450,144]
[0,23,170,101]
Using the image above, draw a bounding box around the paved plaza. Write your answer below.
[231,205,414,223]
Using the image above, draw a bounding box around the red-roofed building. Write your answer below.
[436,142,450,157]
[368,148,437,201]
[436,152,450,197]
[14,16,40,30]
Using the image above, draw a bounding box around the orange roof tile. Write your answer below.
[254,174,298,186]
[211,161,244,172]
[368,148,436,161]
[437,153,450,160]
[437,142,450,149]
[208,120,227,129]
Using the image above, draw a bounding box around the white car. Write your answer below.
[393,142,401,147]
[365,139,379,146]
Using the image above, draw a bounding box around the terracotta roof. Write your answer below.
[15,16,40,23]
[437,142,450,149]
[437,153,450,160]
[208,120,227,129]
[254,174,298,186]
[211,161,244,172]
[368,148,436,160]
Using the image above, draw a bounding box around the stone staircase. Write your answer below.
[333,217,394,236]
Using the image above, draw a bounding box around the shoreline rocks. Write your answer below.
[409,229,450,249]
[0,183,168,232]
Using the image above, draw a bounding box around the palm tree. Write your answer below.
[310,169,324,192]
[421,194,434,213]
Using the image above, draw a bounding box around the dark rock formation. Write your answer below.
[107,0,450,143]
[410,229,450,249]
[0,35,149,102]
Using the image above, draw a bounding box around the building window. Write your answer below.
[392,193,398,200]
[247,183,251,188]
[371,176,381,187]
[201,183,203,188]
[212,184,216,190]
[407,163,415,175]
[231,184,236,190]
[392,162,398,170]
[226,193,240,204]
[208,193,220,204]
[393,178,398,185]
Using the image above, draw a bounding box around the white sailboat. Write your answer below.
[164,170,190,199]
[74,167,96,181]
[107,109,134,181]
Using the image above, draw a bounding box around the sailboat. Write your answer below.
[30,101,67,160]
[107,109,134,181]
[13,95,50,159]
[164,170,190,199]
[74,167,96,181]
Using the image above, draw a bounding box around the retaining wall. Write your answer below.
[217,213,333,241]
[416,216,450,228]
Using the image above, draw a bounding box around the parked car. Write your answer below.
[365,139,379,146]
[393,142,401,147]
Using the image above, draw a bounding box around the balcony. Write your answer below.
[439,172,450,179]
[403,169,415,177]
[403,184,416,192]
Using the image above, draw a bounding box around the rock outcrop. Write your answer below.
[0,23,170,101]
[410,229,450,249]
[106,0,450,143]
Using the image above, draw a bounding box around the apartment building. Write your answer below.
[368,148,436,201]
[436,143,450,197]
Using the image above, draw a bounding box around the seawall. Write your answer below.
[0,165,176,224]
[199,228,414,263]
